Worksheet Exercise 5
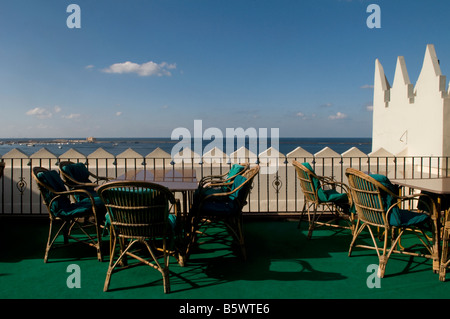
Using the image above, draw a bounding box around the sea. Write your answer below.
[0,137,372,157]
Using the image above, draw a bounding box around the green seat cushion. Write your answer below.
[105,212,176,230]
[199,199,240,216]
[301,162,348,204]
[318,188,348,203]
[370,174,429,227]
[37,170,94,218]
[57,201,94,218]
[389,209,429,227]
[228,175,247,201]
[227,164,245,179]
[62,163,91,183]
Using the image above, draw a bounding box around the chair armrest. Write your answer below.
[48,188,96,209]
[320,176,350,193]
[88,172,112,182]
[385,192,437,222]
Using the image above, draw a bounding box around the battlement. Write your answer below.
[372,44,450,156]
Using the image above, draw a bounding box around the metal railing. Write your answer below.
[0,153,448,217]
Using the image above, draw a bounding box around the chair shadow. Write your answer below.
[167,220,349,293]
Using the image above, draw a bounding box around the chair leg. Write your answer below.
[297,202,307,229]
[44,219,68,263]
[236,216,246,260]
[162,252,171,294]
[440,228,450,281]
[306,203,317,240]
[348,219,365,257]
[44,219,54,263]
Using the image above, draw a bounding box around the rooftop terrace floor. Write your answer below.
[1,216,449,307]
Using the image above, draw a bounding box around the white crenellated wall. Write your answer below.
[372,44,450,157]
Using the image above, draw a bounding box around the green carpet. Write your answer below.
[1,217,449,300]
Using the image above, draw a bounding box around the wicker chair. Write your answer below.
[188,165,259,261]
[292,160,353,239]
[0,162,4,179]
[59,161,112,191]
[346,168,437,278]
[97,181,184,293]
[32,167,104,263]
[198,163,249,188]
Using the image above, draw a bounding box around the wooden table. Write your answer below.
[115,168,198,214]
[392,178,450,278]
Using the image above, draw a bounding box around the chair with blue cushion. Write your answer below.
[346,168,436,278]
[32,166,104,263]
[188,165,259,261]
[97,181,184,293]
[292,160,353,239]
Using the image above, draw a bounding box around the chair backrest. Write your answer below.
[0,162,4,179]
[97,181,176,239]
[292,161,321,204]
[32,167,72,216]
[345,168,398,226]
[59,161,92,186]
[227,163,249,179]
[230,165,259,207]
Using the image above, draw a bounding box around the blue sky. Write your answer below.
[0,0,449,138]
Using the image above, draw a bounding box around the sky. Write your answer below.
[0,0,449,139]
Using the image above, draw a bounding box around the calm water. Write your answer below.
[0,137,372,157]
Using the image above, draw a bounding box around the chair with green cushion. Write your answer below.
[198,163,249,190]
[59,161,109,220]
[292,160,353,239]
[188,165,259,261]
[97,181,184,293]
[32,167,104,263]
[346,168,436,278]
[0,162,4,179]
[59,161,112,194]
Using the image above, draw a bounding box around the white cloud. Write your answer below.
[296,112,307,119]
[54,106,62,113]
[85,65,95,69]
[102,61,176,77]
[329,112,348,120]
[62,113,81,120]
[115,111,122,116]
[26,107,52,119]
[360,84,374,89]
[366,104,373,111]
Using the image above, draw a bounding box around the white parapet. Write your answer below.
[372,44,450,158]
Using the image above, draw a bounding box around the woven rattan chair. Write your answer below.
[188,165,259,261]
[292,160,353,239]
[198,163,249,188]
[0,162,4,179]
[32,167,104,263]
[97,181,184,293]
[59,161,112,191]
[346,168,437,278]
